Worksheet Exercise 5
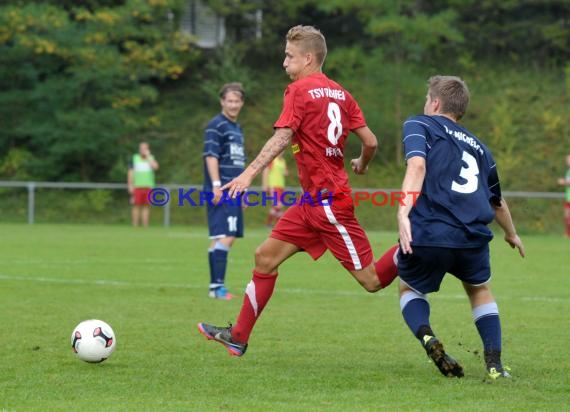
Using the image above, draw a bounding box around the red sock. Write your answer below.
[231,271,278,343]
[566,217,570,237]
[374,244,399,289]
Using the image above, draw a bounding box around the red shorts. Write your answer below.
[270,200,373,271]
[133,188,152,206]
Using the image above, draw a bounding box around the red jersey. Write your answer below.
[274,73,366,200]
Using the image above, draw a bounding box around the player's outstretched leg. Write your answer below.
[198,270,278,356]
[374,244,399,289]
[197,323,247,357]
[400,289,463,378]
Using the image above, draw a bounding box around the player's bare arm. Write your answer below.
[127,169,134,194]
[350,126,377,174]
[141,146,159,170]
[149,156,159,171]
[493,198,525,258]
[397,156,426,254]
[223,128,294,197]
[205,156,224,204]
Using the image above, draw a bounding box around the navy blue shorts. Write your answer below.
[207,202,243,239]
[397,244,491,294]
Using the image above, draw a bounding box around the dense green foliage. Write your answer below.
[0,1,568,215]
[1,224,569,410]
[0,0,199,181]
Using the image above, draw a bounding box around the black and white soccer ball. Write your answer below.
[71,319,116,363]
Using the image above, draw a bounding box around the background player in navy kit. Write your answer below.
[203,82,246,300]
[396,75,525,379]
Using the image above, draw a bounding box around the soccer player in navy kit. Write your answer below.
[203,82,246,300]
[396,75,525,379]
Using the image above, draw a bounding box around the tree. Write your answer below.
[436,0,570,66]
[0,0,199,181]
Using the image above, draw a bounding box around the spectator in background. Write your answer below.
[557,154,570,238]
[262,151,289,227]
[128,141,159,227]
[203,82,246,300]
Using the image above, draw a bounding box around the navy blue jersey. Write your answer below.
[403,115,501,248]
[203,113,246,190]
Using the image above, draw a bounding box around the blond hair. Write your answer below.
[286,25,327,66]
[428,75,470,120]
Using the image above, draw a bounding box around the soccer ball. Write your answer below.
[71,319,116,363]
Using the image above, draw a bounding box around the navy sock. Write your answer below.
[473,302,502,353]
[212,242,230,286]
[208,249,215,285]
[400,291,431,340]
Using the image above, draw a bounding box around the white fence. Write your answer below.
[0,180,565,227]
[0,181,192,226]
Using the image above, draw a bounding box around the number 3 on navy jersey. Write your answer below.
[327,102,343,145]
[451,151,479,194]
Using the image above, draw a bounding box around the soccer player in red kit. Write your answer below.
[198,25,399,356]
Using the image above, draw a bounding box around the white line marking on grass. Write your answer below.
[0,274,202,289]
[0,274,567,303]
[4,258,182,265]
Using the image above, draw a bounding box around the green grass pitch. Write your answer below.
[0,223,568,411]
